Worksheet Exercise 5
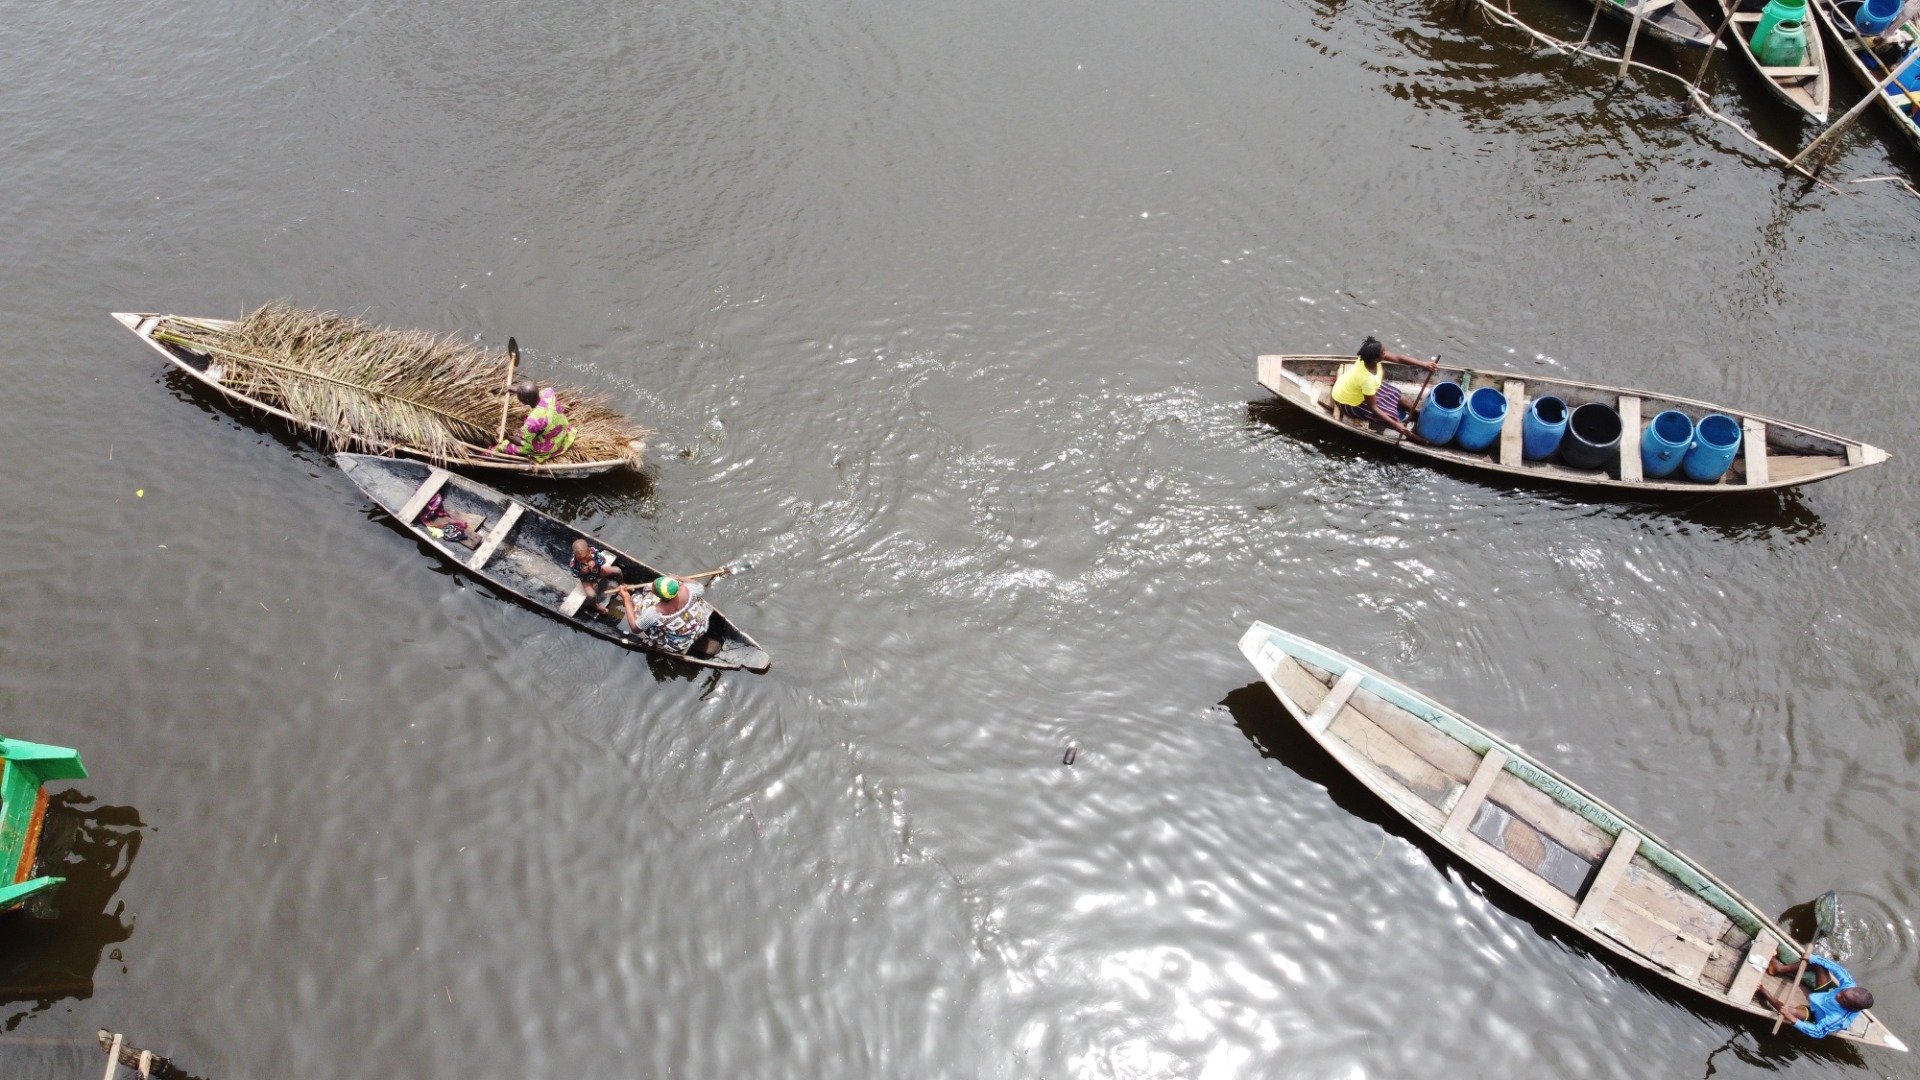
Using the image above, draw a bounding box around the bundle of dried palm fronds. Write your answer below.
[150,301,648,467]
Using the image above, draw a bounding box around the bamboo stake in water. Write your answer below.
[1619,0,1649,83]
[1687,1,1742,102]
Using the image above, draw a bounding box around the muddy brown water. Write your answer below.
[2,0,1918,1076]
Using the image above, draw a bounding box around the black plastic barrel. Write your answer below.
[1560,402,1623,470]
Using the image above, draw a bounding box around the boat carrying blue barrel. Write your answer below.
[1856,0,1901,35]
[1522,396,1568,461]
[1683,413,1742,482]
[1414,382,1466,445]
[1757,19,1807,66]
[1560,402,1622,470]
[1641,409,1695,479]
[1453,386,1508,453]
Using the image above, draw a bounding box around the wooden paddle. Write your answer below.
[494,337,520,446]
[1771,955,1810,1034]
[681,559,754,582]
[1392,355,1443,445]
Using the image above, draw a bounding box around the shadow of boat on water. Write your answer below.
[1216,680,1868,1071]
[0,793,142,1029]
[1244,398,1829,541]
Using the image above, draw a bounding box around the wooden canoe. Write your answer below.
[1256,355,1887,494]
[1718,0,1832,121]
[112,312,643,478]
[1593,0,1725,49]
[0,737,87,911]
[337,453,771,673]
[1238,621,1906,1052]
[1808,1,1920,154]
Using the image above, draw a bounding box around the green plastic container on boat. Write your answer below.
[1756,19,1808,66]
[1749,0,1805,59]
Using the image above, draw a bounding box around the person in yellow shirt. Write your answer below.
[1331,337,1439,439]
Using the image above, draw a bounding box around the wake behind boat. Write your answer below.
[1257,354,1886,494]
[337,454,770,673]
[1238,621,1906,1051]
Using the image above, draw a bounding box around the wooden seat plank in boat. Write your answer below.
[558,585,590,619]
[1442,749,1509,842]
[1576,828,1642,925]
[1237,621,1906,1051]
[1743,419,1770,485]
[396,469,451,525]
[1499,381,1526,465]
[467,503,525,570]
[1618,396,1643,483]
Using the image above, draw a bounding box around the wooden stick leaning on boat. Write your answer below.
[1392,355,1442,445]
[1793,36,1920,166]
[1771,955,1811,1034]
[150,330,495,442]
[494,337,520,446]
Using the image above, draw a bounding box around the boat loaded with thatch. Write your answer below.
[112,303,649,477]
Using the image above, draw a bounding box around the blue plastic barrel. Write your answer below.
[1560,402,1622,470]
[1522,396,1568,461]
[1856,0,1901,35]
[1641,410,1695,479]
[1452,386,1508,453]
[1414,382,1466,445]
[1682,413,1742,482]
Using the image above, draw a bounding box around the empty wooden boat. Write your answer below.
[337,453,771,673]
[1256,354,1887,494]
[113,311,645,478]
[1238,621,1906,1051]
[1593,0,1724,49]
[1718,0,1832,121]
[0,736,87,911]
[1809,0,1920,154]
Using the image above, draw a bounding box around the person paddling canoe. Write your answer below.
[1755,952,1876,1039]
[1333,337,1440,440]
[614,574,729,654]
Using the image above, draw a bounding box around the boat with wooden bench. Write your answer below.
[1716,0,1831,122]
[337,453,771,673]
[1809,0,1920,155]
[1238,621,1906,1051]
[1257,354,1887,494]
[1590,0,1725,49]
[0,737,87,912]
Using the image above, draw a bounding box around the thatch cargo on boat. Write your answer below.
[150,302,648,467]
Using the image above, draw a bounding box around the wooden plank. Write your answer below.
[395,468,451,524]
[1725,928,1779,1002]
[1743,419,1769,485]
[1327,705,1458,812]
[1458,830,1580,919]
[1846,442,1864,466]
[1305,669,1363,734]
[101,1032,121,1080]
[1500,380,1526,464]
[1618,396,1643,482]
[1266,654,1335,719]
[1349,694,1481,785]
[1594,899,1712,980]
[466,502,525,571]
[558,585,589,619]
[1615,860,1733,945]
[1487,771,1613,862]
[1575,828,1642,926]
[1631,0,1677,13]
[1441,748,1509,842]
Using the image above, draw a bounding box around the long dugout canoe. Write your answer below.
[1257,354,1887,494]
[1237,621,1905,1051]
[113,312,641,478]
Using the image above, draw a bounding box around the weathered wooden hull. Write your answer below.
[0,737,88,911]
[1257,354,1887,495]
[337,453,771,673]
[112,313,642,478]
[1718,0,1832,121]
[1809,0,1920,153]
[1593,0,1725,48]
[1238,622,1905,1051]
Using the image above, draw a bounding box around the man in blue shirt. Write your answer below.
[1755,953,1875,1039]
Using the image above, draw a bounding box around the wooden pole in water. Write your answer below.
[1790,49,1920,166]
[494,337,520,447]
[100,1033,122,1080]
[1686,3,1741,103]
[1575,1,1605,51]
[1618,0,1649,82]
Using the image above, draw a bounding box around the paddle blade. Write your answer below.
[1814,889,1839,941]
[508,336,519,363]
[727,559,754,576]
